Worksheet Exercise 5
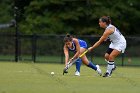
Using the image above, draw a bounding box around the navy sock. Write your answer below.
[87,62,97,71]
[75,59,82,72]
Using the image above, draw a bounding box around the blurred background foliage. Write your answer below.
[1,0,140,35]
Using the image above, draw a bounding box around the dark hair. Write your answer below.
[63,34,73,42]
[100,16,111,25]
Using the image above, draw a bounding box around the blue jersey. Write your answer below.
[68,39,87,53]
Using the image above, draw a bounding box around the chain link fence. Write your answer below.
[0,32,139,66]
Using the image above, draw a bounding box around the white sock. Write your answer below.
[106,61,114,74]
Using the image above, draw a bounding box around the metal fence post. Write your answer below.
[14,6,19,62]
[32,34,37,62]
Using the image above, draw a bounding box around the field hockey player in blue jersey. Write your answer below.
[63,34,102,76]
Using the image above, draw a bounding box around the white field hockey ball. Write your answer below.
[51,72,54,75]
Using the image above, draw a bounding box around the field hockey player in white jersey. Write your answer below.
[63,34,102,76]
[88,16,126,77]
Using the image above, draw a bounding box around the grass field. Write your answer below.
[0,55,140,66]
[0,62,139,93]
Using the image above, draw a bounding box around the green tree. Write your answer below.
[0,0,13,23]
[15,0,140,35]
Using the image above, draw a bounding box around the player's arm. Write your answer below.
[88,29,113,51]
[63,45,69,66]
[71,38,80,60]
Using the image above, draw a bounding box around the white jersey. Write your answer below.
[106,24,126,53]
[106,24,126,43]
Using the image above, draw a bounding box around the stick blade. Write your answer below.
[63,68,68,75]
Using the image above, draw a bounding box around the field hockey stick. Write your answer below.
[63,50,88,75]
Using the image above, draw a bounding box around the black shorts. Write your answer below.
[106,48,114,54]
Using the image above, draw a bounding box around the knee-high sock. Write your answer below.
[87,62,97,71]
[107,61,115,74]
[75,59,82,72]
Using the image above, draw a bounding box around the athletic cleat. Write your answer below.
[75,71,80,76]
[96,65,102,76]
[103,72,110,77]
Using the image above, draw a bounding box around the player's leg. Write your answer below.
[74,47,86,76]
[75,58,82,76]
[103,48,114,77]
[81,55,102,75]
[105,53,109,62]
[103,42,126,77]
[104,48,114,62]
[103,49,120,77]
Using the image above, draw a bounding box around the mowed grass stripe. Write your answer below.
[0,62,139,93]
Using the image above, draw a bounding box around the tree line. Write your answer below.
[1,0,140,35]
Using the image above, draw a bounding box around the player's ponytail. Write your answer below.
[66,33,71,37]
[100,16,111,25]
[107,16,111,24]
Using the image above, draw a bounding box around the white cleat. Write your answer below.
[75,71,80,76]
[96,65,102,76]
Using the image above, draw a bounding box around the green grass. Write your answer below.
[0,62,139,93]
[0,55,140,66]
